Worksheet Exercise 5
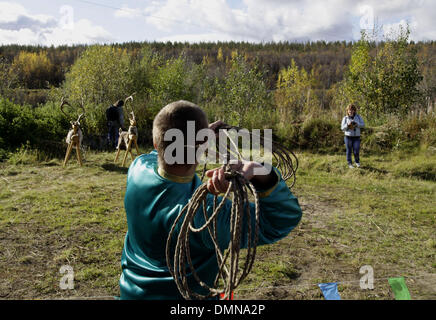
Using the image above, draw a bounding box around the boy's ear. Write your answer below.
[153,141,157,149]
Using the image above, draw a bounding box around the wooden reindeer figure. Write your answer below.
[60,97,85,167]
[114,94,139,166]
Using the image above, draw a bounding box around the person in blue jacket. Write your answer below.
[119,100,303,300]
[341,104,365,168]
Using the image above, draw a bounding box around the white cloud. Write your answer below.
[352,0,436,41]
[115,0,357,42]
[43,19,114,46]
[0,2,56,30]
[114,5,143,19]
[2,0,434,45]
[0,1,113,46]
[115,0,436,42]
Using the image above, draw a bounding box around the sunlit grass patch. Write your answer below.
[0,148,434,299]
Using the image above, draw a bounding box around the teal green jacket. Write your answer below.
[119,150,302,299]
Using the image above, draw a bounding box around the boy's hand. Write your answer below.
[205,161,276,195]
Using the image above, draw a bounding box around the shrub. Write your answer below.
[273,122,300,149]
[0,148,8,161]
[299,117,343,152]
[0,98,67,157]
[0,98,37,150]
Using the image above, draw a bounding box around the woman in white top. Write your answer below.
[341,104,365,168]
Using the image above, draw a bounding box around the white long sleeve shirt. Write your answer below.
[341,114,365,137]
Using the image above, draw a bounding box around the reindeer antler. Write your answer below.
[77,113,85,124]
[124,92,136,121]
[124,92,136,105]
[79,96,86,115]
[60,96,86,123]
[60,97,72,118]
[76,97,86,124]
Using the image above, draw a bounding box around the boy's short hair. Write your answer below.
[116,100,124,107]
[347,104,356,112]
[153,100,208,167]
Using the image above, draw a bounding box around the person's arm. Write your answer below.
[196,162,302,250]
[341,117,349,131]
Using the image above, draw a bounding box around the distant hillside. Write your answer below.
[1,41,434,91]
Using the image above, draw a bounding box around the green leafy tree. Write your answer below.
[10,51,54,89]
[344,26,423,118]
[61,46,136,135]
[274,59,320,122]
[148,54,197,113]
[63,45,134,106]
[0,57,16,97]
[213,54,272,128]
[130,46,158,99]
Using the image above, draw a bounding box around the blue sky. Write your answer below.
[0,0,435,46]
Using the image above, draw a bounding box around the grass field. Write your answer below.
[0,146,435,300]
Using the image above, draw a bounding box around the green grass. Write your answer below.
[0,149,130,299]
[238,150,436,300]
[0,147,435,299]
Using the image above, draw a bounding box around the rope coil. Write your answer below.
[165,124,297,300]
[215,124,299,187]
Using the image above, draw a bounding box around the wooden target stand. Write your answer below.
[63,134,83,167]
[114,133,139,167]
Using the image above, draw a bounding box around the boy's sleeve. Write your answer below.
[197,169,302,251]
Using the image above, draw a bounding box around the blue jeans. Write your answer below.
[344,136,361,164]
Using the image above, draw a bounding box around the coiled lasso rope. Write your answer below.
[165,123,297,300]
[200,124,299,187]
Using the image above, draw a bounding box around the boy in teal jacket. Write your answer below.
[119,100,302,299]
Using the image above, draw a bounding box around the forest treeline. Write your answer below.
[0,30,435,160]
[1,40,435,93]
[0,40,355,105]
